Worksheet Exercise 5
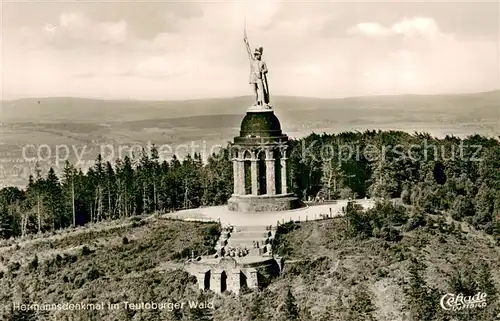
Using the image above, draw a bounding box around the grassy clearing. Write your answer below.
[1,210,499,321]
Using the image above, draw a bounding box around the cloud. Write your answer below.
[352,22,389,37]
[293,64,327,77]
[2,1,203,39]
[2,3,498,100]
[392,17,441,37]
[134,55,199,78]
[73,71,97,79]
[143,32,189,54]
[348,17,444,38]
[42,12,128,49]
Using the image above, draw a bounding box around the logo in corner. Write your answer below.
[440,292,487,311]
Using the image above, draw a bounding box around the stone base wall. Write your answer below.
[228,195,303,212]
[188,258,282,294]
[241,268,259,289]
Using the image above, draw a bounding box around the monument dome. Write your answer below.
[239,111,282,138]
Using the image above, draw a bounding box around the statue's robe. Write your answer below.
[249,59,269,105]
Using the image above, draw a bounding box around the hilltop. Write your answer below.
[0,203,499,321]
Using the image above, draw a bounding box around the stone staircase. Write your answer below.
[188,224,281,294]
[216,224,276,257]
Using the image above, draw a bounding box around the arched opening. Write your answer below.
[240,270,248,289]
[258,151,267,195]
[274,149,282,195]
[221,271,228,292]
[204,270,211,290]
[243,151,252,195]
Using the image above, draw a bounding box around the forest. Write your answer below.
[0,130,499,242]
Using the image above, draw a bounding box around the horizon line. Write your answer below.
[2,88,499,103]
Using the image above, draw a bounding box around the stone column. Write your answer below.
[229,269,241,294]
[232,158,239,196]
[197,269,209,290]
[210,269,223,293]
[238,159,245,195]
[265,149,275,195]
[281,157,287,195]
[251,158,258,195]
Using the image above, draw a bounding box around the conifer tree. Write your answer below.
[276,287,299,321]
[405,256,440,321]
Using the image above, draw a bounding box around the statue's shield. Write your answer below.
[263,74,270,104]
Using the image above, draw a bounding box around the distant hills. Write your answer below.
[2,90,499,126]
[1,90,498,187]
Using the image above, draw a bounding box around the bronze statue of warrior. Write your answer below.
[244,29,270,107]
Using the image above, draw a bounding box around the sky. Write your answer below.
[1,0,499,100]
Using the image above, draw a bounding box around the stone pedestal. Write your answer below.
[228,107,302,212]
[228,194,301,213]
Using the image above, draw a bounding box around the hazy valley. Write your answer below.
[1,91,498,187]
